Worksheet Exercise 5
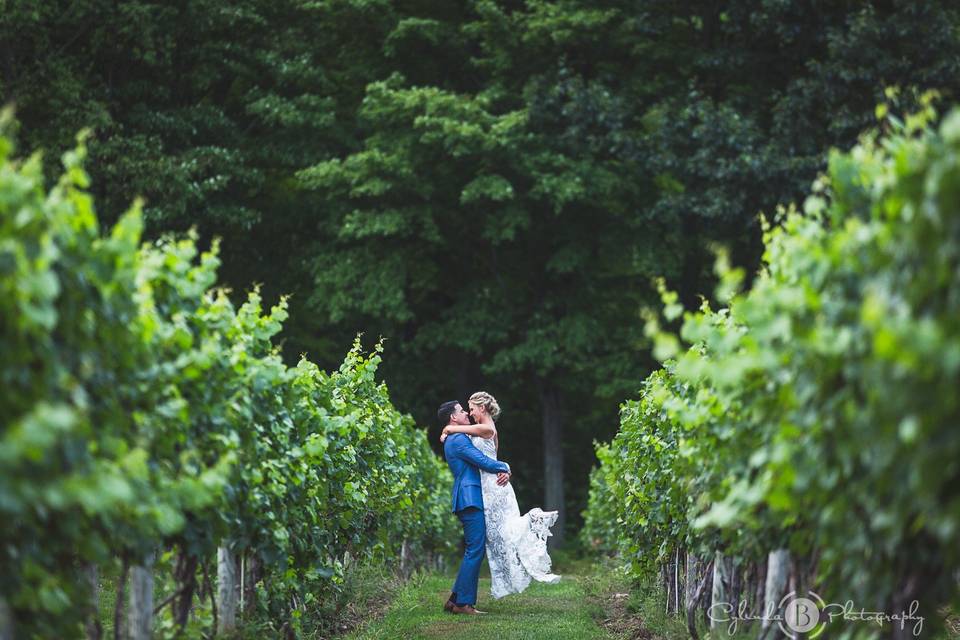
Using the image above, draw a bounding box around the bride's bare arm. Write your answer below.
[441,422,496,439]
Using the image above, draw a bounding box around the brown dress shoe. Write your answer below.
[451,604,487,615]
[443,599,455,612]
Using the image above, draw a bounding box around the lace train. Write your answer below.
[472,435,562,599]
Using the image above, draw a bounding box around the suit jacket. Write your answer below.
[443,432,510,513]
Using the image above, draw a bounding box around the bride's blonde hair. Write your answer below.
[469,391,501,421]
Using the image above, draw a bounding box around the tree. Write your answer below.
[298,0,960,539]
[3,0,959,535]
[298,72,667,540]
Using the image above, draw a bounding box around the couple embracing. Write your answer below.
[438,391,561,615]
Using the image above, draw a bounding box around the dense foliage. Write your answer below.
[583,102,960,634]
[0,123,456,638]
[4,2,959,534]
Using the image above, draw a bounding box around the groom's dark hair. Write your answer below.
[437,400,459,427]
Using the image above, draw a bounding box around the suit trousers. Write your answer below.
[451,506,486,606]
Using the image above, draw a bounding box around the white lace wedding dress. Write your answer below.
[471,434,562,598]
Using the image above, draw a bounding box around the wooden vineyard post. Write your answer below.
[663,562,671,615]
[128,552,154,640]
[711,551,733,630]
[217,545,238,634]
[763,549,791,638]
[85,563,103,639]
[400,539,410,578]
[0,597,13,640]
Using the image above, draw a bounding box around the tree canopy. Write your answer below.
[3,0,959,537]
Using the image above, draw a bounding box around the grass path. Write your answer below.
[345,559,627,640]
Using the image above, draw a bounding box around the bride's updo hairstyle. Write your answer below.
[469,391,501,421]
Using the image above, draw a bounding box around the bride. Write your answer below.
[440,391,561,598]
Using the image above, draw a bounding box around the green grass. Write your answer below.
[345,556,619,640]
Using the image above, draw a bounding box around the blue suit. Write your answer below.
[443,433,510,606]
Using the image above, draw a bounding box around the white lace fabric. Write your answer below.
[471,434,562,599]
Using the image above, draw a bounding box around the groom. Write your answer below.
[437,400,511,615]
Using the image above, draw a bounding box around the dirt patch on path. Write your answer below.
[591,588,653,640]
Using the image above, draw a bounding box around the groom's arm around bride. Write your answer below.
[445,433,511,484]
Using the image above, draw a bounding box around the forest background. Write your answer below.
[3,0,959,543]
